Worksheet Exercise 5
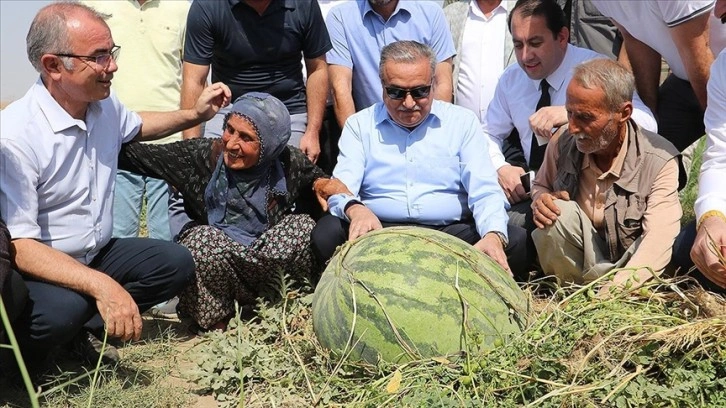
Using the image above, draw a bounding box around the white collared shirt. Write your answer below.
[455,0,509,122]
[484,44,658,169]
[696,50,726,218]
[591,0,724,81]
[0,79,142,264]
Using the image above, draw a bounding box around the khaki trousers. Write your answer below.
[532,200,640,285]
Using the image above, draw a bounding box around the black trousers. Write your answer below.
[657,74,705,152]
[1,270,28,336]
[316,105,342,175]
[311,214,532,282]
[672,220,725,294]
[12,238,195,359]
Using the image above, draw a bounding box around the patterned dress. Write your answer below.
[119,139,326,328]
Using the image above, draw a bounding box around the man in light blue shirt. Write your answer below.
[326,0,456,128]
[312,41,530,279]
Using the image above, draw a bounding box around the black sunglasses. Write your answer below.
[384,84,432,100]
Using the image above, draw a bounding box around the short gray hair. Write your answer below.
[378,40,436,81]
[26,1,108,72]
[571,58,635,112]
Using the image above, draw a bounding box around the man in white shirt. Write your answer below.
[444,0,622,58]
[444,0,513,122]
[673,2,726,294]
[0,2,230,367]
[591,0,725,152]
[484,0,657,227]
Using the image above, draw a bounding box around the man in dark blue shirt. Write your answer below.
[181,0,332,165]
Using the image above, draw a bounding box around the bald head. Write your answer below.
[26,2,108,72]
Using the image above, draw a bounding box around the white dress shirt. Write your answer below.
[696,50,726,218]
[456,1,508,122]
[484,44,658,170]
[0,80,142,264]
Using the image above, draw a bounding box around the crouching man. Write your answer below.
[530,59,684,293]
[0,2,231,367]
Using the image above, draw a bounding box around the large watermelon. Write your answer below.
[312,226,529,364]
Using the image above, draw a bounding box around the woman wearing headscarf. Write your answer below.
[119,93,332,331]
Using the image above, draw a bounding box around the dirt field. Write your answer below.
[1,315,221,408]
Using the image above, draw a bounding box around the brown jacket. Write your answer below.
[552,121,684,262]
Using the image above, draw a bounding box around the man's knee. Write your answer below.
[122,239,195,301]
[17,281,94,350]
[507,199,533,229]
[534,198,580,237]
[155,241,195,293]
[531,199,583,267]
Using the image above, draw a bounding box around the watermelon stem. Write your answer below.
[454,263,481,400]
[355,279,421,361]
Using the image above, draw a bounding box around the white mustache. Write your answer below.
[397,105,422,112]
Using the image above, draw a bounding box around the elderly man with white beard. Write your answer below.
[530,58,685,294]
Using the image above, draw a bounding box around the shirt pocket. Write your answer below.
[616,194,645,242]
[148,24,183,58]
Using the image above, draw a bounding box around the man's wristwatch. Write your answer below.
[486,231,508,249]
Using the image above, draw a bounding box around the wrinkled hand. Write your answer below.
[346,204,382,241]
[497,165,527,204]
[691,216,726,288]
[532,190,571,228]
[299,131,321,164]
[313,178,353,212]
[529,106,568,141]
[95,275,142,341]
[474,233,511,275]
[194,82,232,122]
